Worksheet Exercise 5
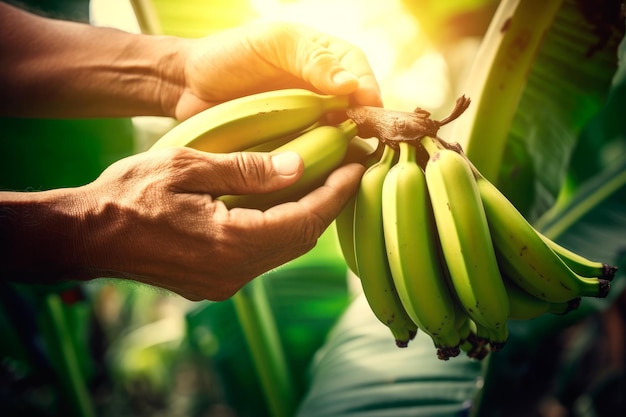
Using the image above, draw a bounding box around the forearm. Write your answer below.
[0,3,187,119]
[0,189,95,283]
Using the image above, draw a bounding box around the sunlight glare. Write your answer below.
[248,0,449,110]
[90,0,140,32]
[250,0,403,82]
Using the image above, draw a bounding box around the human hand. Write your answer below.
[69,147,364,301]
[169,22,382,120]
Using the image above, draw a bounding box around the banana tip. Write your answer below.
[598,279,611,298]
[566,297,582,313]
[395,339,409,348]
[603,264,618,281]
[437,346,461,361]
[489,341,506,353]
[467,347,489,360]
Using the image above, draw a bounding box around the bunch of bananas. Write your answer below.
[336,133,617,360]
[150,87,617,361]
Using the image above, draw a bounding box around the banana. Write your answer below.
[549,297,581,315]
[150,89,349,153]
[503,276,578,320]
[219,120,358,210]
[382,141,461,360]
[341,137,380,166]
[335,139,380,275]
[243,122,322,152]
[353,145,418,347]
[420,136,509,351]
[474,171,611,303]
[335,193,358,275]
[537,232,617,280]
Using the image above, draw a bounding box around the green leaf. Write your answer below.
[149,0,259,37]
[296,294,483,417]
[503,11,620,220]
[473,13,626,417]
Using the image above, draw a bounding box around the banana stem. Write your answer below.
[452,0,564,182]
[129,0,162,35]
[231,278,296,417]
[345,95,470,147]
[42,293,95,417]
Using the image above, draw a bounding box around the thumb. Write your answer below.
[209,151,304,196]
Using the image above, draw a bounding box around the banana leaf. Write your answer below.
[297,1,626,416]
[297,294,483,417]
[472,20,626,415]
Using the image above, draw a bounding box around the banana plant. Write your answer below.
[298,0,626,415]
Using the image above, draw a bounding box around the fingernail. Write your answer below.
[271,151,301,177]
[332,70,358,86]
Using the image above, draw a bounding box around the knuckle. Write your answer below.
[231,152,267,187]
[302,49,335,77]
[297,210,327,247]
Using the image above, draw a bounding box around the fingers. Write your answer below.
[209,163,363,297]
[295,27,383,107]
[227,162,365,247]
[158,147,304,197]
[273,162,365,233]
[254,22,381,107]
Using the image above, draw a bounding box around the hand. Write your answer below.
[69,148,364,301]
[172,22,382,120]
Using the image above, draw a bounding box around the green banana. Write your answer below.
[421,136,509,351]
[537,232,617,280]
[475,172,611,303]
[243,122,322,152]
[382,141,461,360]
[150,88,349,153]
[219,120,358,210]
[503,276,579,320]
[353,145,418,347]
[335,139,380,275]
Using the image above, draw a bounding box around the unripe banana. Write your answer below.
[219,120,358,210]
[537,232,617,280]
[503,276,574,320]
[475,173,611,303]
[243,122,321,152]
[334,139,379,275]
[353,145,418,347]
[382,141,461,360]
[421,136,509,350]
[150,89,349,153]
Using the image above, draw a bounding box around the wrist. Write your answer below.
[153,35,190,119]
[0,188,96,283]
